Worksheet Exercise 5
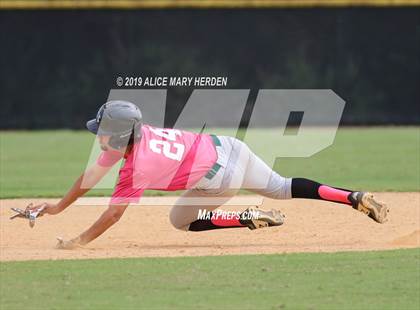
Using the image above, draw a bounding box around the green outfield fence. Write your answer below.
[1,0,420,9]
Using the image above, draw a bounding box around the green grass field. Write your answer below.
[1,127,419,198]
[1,249,419,309]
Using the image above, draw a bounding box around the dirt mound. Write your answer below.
[1,193,419,261]
[391,230,420,247]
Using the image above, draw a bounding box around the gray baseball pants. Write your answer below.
[169,136,292,230]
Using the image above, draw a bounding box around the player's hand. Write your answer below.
[26,202,60,216]
[55,237,82,250]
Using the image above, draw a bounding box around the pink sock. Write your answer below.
[318,185,351,204]
[211,215,245,227]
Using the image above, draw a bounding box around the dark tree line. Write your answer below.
[1,7,419,128]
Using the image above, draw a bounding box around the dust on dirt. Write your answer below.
[1,193,419,261]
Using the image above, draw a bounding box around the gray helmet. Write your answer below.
[86,100,142,149]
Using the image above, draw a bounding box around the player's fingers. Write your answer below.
[36,204,47,216]
[26,202,47,214]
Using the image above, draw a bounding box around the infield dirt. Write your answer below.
[1,193,419,261]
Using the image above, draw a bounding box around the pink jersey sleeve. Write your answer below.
[110,165,145,205]
[97,150,123,167]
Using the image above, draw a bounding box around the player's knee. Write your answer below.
[263,176,293,200]
[169,210,189,231]
[170,220,189,231]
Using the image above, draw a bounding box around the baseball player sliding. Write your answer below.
[24,101,388,249]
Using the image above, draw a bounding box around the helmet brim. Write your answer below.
[86,119,120,136]
[86,119,99,134]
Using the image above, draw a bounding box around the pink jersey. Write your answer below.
[97,125,218,204]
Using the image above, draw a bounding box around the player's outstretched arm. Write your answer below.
[56,203,128,249]
[27,163,112,216]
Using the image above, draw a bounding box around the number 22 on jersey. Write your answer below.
[148,128,185,161]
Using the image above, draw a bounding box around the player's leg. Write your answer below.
[169,189,239,231]
[170,187,284,232]
[169,136,284,231]
[239,141,389,223]
[289,178,388,223]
